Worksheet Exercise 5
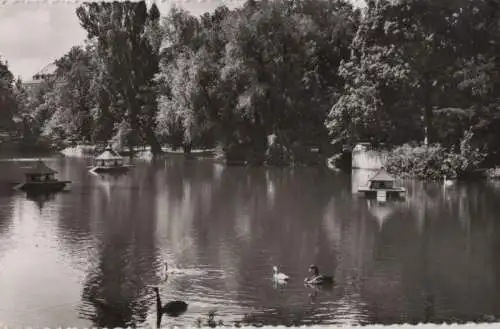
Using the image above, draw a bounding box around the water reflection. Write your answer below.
[91,172,129,200]
[25,191,58,212]
[0,192,14,239]
[0,194,86,327]
[366,200,397,230]
[0,159,500,326]
[78,164,160,328]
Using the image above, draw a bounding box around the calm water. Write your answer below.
[0,156,500,328]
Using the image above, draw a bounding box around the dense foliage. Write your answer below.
[385,143,486,180]
[326,0,500,177]
[0,59,16,131]
[1,0,500,174]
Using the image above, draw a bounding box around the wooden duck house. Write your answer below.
[89,146,134,174]
[15,160,71,194]
[357,168,406,201]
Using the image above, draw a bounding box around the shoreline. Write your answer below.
[3,145,500,181]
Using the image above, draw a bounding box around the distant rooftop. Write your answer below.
[36,63,57,77]
[23,62,57,86]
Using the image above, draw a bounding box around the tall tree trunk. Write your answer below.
[422,79,434,145]
[183,142,192,155]
[146,128,163,155]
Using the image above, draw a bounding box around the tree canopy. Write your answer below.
[2,0,500,170]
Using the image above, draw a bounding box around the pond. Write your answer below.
[0,156,499,328]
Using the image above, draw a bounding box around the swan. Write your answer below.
[304,265,333,285]
[443,175,455,187]
[152,286,188,327]
[273,266,290,282]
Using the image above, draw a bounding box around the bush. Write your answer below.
[385,140,486,180]
[264,137,325,167]
[215,142,265,165]
[265,142,291,166]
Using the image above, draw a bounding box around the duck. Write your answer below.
[152,286,188,327]
[304,264,333,285]
[272,266,290,282]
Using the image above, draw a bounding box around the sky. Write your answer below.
[0,0,363,81]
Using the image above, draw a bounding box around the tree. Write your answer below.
[42,45,96,143]
[76,1,163,154]
[0,58,16,134]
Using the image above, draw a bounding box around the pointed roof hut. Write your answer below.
[24,160,57,175]
[368,168,396,183]
[357,167,406,200]
[13,159,70,193]
[367,167,396,190]
[95,147,123,161]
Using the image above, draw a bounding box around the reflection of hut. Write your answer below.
[26,191,57,211]
[367,200,396,229]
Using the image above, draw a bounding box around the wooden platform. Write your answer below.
[89,165,134,174]
[357,186,406,200]
[15,180,71,193]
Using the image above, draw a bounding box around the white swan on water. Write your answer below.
[160,262,168,281]
[273,266,290,282]
[443,175,455,187]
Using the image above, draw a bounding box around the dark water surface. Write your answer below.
[1,156,500,328]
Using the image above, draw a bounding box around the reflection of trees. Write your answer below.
[155,158,220,263]
[335,170,500,323]
[490,181,500,319]
[158,161,361,325]
[359,180,500,324]
[0,186,14,254]
[108,158,500,326]
[77,161,160,328]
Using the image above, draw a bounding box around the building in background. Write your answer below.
[22,62,57,89]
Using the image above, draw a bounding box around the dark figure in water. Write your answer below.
[304,265,334,285]
[153,287,188,328]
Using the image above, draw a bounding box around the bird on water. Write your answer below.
[160,261,168,282]
[272,266,290,283]
[304,264,333,285]
[152,286,188,328]
[443,174,455,187]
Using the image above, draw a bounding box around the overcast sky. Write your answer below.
[0,0,363,81]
